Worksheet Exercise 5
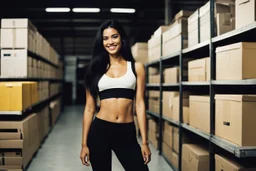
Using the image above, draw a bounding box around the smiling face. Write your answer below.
[103,27,122,56]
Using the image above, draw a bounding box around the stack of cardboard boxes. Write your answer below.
[148,90,160,114]
[147,118,158,149]
[187,1,235,48]
[162,10,192,55]
[0,18,63,171]
[50,98,61,127]
[131,42,148,64]
[0,18,60,79]
[148,26,169,62]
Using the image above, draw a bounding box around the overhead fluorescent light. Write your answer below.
[45,8,70,12]
[73,8,100,13]
[110,8,136,13]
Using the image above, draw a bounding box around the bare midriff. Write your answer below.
[96,98,134,123]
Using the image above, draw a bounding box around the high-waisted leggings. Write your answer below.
[87,116,149,171]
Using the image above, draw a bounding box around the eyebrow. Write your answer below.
[103,33,119,37]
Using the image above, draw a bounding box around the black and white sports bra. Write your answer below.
[98,61,136,100]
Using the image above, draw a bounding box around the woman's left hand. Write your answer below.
[141,144,151,165]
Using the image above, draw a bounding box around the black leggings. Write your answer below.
[87,116,149,171]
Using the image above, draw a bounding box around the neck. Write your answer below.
[109,54,124,64]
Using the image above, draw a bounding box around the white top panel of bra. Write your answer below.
[98,61,136,92]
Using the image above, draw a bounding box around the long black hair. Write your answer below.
[84,19,135,100]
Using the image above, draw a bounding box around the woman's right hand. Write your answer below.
[80,146,90,166]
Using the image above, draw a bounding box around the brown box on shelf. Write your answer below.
[162,18,188,55]
[199,2,230,42]
[1,19,37,53]
[1,152,22,157]
[148,119,158,133]
[215,154,256,171]
[148,74,160,84]
[171,151,179,169]
[164,67,179,84]
[163,123,173,148]
[215,94,256,146]
[190,96,210,133]
[173,127,179,154]
[216,13,234,36]
[0,157,22,167]
[188,57,210,82]
[162,91,179,119]
[148,130,158,149]
[188,10,199,47]
[162,141,172,162]
[0,114,39,169]
[216,42,256,80]
[182,144,209,171]
[0,129,21,140]
[183,106,190,124]
[154,25,170,36]
[0,82,31,111]
[148,91,159,99]
[236,0,256,29]
[1,50,30,78]
[172,95,189,123]
[131,42,148,64]
[37,106,50,143]
[174,10,194,21]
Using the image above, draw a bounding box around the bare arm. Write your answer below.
[135,62,148,145]
[81,89,96,147]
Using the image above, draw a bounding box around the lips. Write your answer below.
[108,45,117,50]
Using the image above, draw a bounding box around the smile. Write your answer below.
[107,45,117,50]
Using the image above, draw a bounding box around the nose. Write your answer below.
[107,38,114,44]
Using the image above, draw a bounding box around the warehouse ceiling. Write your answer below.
[0,0,207,57]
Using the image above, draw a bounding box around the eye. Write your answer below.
[103,37,108,41]
[112,34,119,39]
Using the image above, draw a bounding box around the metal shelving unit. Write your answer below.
[146,110,160,118]
[0,77,64,82]
[0,92,62,116]
[145,0,256,170]
[28,51,59,68]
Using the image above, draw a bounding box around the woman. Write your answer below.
[80,19,151,171]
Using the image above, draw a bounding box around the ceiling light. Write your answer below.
[110,8,136,13]
[73,8,100,13]
[45,8,70,12]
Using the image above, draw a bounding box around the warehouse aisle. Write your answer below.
[26,106,172,171]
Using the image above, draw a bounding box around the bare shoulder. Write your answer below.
[134,62,145,74]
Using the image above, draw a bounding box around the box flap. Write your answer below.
[238,0,250,6]
[190,96,210,102]
[215,94,256,102]
[174,10,194,21]
[186,144,209,161]
[216,42,242,53]
[0,140,23,149]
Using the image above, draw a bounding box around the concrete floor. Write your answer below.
[26,106,173,171]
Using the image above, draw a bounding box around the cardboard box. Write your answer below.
[162,91,179,119]
[171,151,179,169]
[1,18,36,29]
[216,13,234,36]
[163,122,173,148]
[148,74,160,83]
[173,127,179,154]
[190,96,210,133]
[164,67,179,84]
[162,18,188,55]
[154,25,170,36]
[236,0,256,29]
[188,10,199,47]
[172,95,189,123]
[182,144,209,171]
[0,82,31,111]
[131,42,148,64]
[183,106,190,124]
[1,50,30,78]
[162,141,172,163]
[1,28,36,53]
[199,2,231,42]
[215,154,256,171]
[0,114,39,169]
[148,91,159,99]
[0,129,22,140]
[188,57,210,82]
[216,42,256,80]
[0,157,22,165]
[37,106,50,142]
[148,130,158,149]
[1,152,22,157]
[174,10,194,21]
[215,94,256,146]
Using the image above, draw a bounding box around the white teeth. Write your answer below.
[108,46,116,50]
